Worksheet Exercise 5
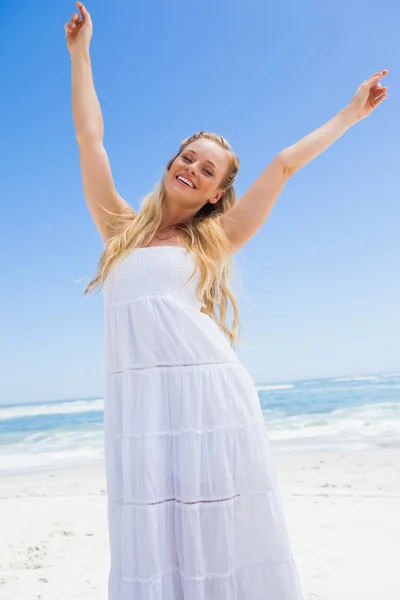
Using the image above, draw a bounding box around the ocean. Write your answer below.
[1,372,399,474]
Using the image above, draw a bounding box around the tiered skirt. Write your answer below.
[104,360,302,599]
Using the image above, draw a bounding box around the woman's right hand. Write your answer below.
[65,2,93,54]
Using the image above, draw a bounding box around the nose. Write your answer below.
[185,162,197,175]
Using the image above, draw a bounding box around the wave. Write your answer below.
[334,376,381,382]
[2,375,400,471]
[256,384,294,391]
[0,426,104,472]
[1,445,104,472]
[2,400,399,473]
[264,401,400,450]
[0,398,104,421]
[333,373,400,383]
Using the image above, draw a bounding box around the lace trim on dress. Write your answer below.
[111,487,276,506]
[127,494,241,506]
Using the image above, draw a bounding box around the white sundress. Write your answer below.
[102,245,303,600]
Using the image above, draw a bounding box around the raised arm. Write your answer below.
[65,2,134,242]
[221,70,388,253]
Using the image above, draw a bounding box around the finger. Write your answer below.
[76,2,91,24]
[371,85,388,97]
[363,71,385,89]
[368,69,389,84]
[372,84,388,95]
[364,76,386,92]
[374,93,387,107]
[68,13,81,28]
[76,1,84,19]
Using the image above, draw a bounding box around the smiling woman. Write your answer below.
[165,137,232,200]
[64,2,388,599]
[85,129,243,346]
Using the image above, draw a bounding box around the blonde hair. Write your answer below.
[85,131,242,347]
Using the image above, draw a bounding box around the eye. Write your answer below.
[203,168,213,176]
[182,155,191,162]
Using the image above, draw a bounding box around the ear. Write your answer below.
[209,189,226,204]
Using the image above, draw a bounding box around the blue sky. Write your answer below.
[1,0,399,404]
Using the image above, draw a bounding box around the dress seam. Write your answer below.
[115,554,296,584]
[117,419,267,438]
[106,360,239,374]
[104,291,198,309]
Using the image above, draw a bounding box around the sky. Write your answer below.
[1,0,399,405]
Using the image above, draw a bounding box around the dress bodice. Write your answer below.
[102,246,202,310]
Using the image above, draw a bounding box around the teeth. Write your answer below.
[177,175,194,188]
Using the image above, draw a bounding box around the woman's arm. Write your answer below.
[66,3,134,242]
[279,106,359,178]
[221,70,388,253]
[280,70,388,175]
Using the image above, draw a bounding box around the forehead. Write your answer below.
[182,138,229,171]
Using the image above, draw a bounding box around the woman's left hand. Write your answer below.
[348,70,388,121]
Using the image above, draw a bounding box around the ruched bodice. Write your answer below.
[103,246,239,371]
[103,247,201,310]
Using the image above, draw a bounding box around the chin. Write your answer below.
[166,177,195,198]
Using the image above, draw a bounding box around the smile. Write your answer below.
[176,175,196,189]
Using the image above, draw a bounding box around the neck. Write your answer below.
[161,196,202,229]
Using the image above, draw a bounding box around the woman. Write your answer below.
[65,3,388,599]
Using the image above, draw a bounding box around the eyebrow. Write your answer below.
[184,149,217,170]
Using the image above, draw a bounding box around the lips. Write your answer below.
[175,173,196,189]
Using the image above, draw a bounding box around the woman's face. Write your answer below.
[165,138,230,206]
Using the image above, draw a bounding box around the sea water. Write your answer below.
[1,372,399,474]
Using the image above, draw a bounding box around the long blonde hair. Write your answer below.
[85,131,242,347]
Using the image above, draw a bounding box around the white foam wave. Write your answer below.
[0,427,104,472]
[334,376,381,382]
[0,446,104,472]
[2,397,400,472]
[256,384,294,391]
[333,373,400,383]
[0,398,104,421]
[264,401,400,450]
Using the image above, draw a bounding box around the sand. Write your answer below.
[1,448,399,600]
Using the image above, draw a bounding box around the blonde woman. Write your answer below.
[65,3,387,598]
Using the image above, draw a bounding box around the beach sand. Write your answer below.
[1,448,399,600]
